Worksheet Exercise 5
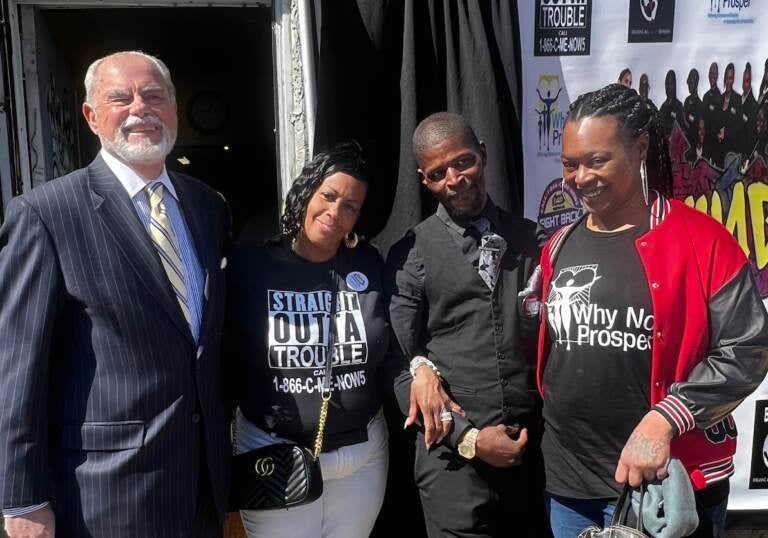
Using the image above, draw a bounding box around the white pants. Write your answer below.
[237,409,389,538]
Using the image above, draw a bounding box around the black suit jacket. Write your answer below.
[0,156,231,537]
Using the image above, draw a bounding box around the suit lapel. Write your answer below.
[88,155,194,343]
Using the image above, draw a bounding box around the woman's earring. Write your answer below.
[640,159,649,206]
[344,232,359,249]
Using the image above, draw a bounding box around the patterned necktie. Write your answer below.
[472,217,507,291]
[146,182,192,327]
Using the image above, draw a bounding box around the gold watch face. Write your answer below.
[458,441,475,460]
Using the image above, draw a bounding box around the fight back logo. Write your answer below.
[537,178,582,236]
[628,0,675,43]
[534,75,567,156]
[708,0,754,24]
[534,0,592,57]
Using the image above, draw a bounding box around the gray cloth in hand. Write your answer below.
[631,459,699,538]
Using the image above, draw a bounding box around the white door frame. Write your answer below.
[0,2,15,211]
[272,0,314,201]
[4,0,314,199]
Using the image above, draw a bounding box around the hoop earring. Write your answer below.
[344,232,359,249]
[640,159,649,206]
[561,178,565,194]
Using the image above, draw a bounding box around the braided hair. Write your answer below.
[281,140,368,241]
[567,83,672,196]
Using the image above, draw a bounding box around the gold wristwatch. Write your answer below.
[457,427,480,460]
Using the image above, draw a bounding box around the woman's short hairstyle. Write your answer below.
[281,141,368,241]
[618,68,632,83]
[687,68,699,87]
[567,83,672,196]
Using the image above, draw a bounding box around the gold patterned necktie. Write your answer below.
[146,182,192,327]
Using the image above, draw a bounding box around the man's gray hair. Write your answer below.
[84,51,176,104]
[412,112,481,165]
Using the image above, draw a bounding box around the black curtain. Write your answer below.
[309,3,525,536]
[312,0,523,257]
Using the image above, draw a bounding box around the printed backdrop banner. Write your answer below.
[518,0,768,511]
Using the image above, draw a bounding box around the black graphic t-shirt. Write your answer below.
[225,238,403,451]
[543,219,653,499]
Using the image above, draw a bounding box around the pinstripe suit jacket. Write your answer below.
[0,155,231,537]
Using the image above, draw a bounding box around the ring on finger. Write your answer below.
[440,409,453,422]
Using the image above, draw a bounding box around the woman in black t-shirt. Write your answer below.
[225,142,449,537]
[538,84,768,538]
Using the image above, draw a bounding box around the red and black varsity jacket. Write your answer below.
[536,193,768,490]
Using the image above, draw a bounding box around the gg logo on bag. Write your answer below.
[255,456,275,477]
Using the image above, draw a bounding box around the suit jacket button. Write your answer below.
[192,413,201,424]
[220,257,228,270]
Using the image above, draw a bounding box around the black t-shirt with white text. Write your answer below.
[224,238,402,451]
[542,219,653,499]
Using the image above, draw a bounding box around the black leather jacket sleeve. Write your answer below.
[654,265,768,435]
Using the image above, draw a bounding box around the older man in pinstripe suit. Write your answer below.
[0,51,231,538]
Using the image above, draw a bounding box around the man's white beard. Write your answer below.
[102,115,176,166]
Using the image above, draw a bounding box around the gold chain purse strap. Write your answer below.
[312,393,331,459]
[312,263,339,459]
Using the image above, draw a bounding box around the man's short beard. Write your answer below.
[443,186,486,217]
[102,115,176,166]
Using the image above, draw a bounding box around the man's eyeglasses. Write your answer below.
[419,153,479,182]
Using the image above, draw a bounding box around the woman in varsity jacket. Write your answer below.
[534,83,768,537]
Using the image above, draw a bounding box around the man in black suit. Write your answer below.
[638,74,656,110]
[717,62,743,162]
[386,112,547,537]
[683,69,703,149]
[0,51,231,538]
[741,62,759,154]
[659,70,685,136]
[702,62,722,151]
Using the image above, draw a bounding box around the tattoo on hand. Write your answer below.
[626,431,663,462]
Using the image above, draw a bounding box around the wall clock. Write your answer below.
[187,90,229,135]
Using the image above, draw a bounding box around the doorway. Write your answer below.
[18,4,278,240]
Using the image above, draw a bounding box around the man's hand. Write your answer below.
[474,424,528,467]
[4,505,55,538]
[406,364,464,448]
[615,410,674,487]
